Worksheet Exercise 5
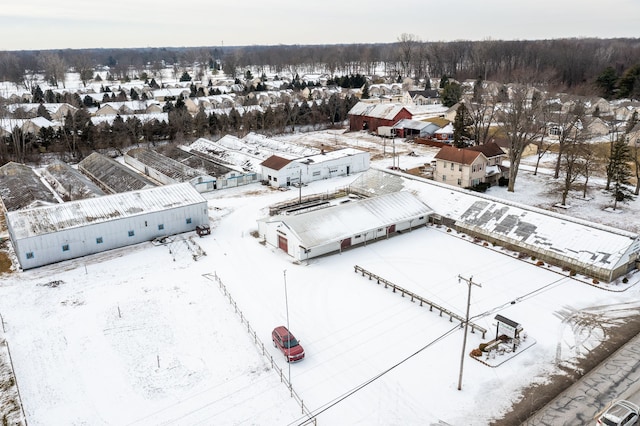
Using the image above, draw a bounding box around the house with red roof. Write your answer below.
[433,142,507,188]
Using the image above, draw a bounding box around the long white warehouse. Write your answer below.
[6,183,209,270]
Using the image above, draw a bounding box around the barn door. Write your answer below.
[341,238,351,250]
[278,235,288,252]
[387,224,396,235]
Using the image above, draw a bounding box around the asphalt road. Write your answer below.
[524,332,640,425]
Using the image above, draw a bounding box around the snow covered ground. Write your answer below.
[1,132,640,425]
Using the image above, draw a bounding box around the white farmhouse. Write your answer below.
[6,183,209,270]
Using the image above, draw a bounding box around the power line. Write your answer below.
[288,324,461,426]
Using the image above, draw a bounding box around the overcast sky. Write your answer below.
[2,0,638,51]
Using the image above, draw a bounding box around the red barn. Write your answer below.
[348,102,413,133]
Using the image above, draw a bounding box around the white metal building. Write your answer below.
[261,148,370,188]
[6,183,209,270]
[257,191,433,260]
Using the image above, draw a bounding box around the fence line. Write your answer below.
[203,272,316,425]
[353,265,487,338]
[0,311,28,425]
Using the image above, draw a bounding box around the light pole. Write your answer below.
[284,269,291,388]
[458,275,481,391]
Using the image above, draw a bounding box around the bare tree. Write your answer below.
[466,82,498,145]
[40,52,67,88]
[397,33,419,78]
[559,130,589,206]
[69,52,95,87]
[580,143,599,199]
[498,86,545,192]
[551,101,587,178]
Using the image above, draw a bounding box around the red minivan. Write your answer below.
[272,326,305,362]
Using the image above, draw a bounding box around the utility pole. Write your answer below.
[284,269,291,389]
[458,275,481,391]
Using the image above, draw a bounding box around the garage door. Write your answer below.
[278,235,288,252]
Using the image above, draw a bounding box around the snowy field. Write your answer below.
[1,155,640,425]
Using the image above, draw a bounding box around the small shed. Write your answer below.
[494,315,523,340]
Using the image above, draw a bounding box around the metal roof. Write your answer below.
[7,183,206,239]
[126,147,204,182]
[43,161,105,200]
[78,152,157,193]
[272,191,433,248]
[0,162,58,211]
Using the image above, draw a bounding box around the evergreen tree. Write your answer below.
[452,103,472,147]
[442,82,462,107]
[193,106,209,137]
[608,137,634,209]
[32,85,45,103]
[44,89,56,103]
[130,88,139,100]
[617,65,640,100]
[180,71,192,82]
[83,95,95,108]
[36,104,52,120]
[595,66,618,99]
[361,82,370,99]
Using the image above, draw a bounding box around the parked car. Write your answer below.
[596,400,640,426]
[272,326,305,362]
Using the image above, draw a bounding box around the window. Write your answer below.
[128,230,135,237]
[450,163,454,170]
[312,171,321,177]
[442,175,446,182]
[186,218,192,224]
[26,252,34,259]
[158,224,164,231]
[62,244,70,252]
[459,165,462,171]
[96,237,103,244]
[457,178,462,186]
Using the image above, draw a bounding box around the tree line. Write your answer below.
[0,93,358,165]
[1,37,640,95]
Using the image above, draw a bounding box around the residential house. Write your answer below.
[433,142,506,187]
[434,123,454,142]
[408,89,441,105]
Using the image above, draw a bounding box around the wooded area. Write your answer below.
[1,37,640,96]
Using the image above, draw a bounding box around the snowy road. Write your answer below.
[524,328,640,425]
